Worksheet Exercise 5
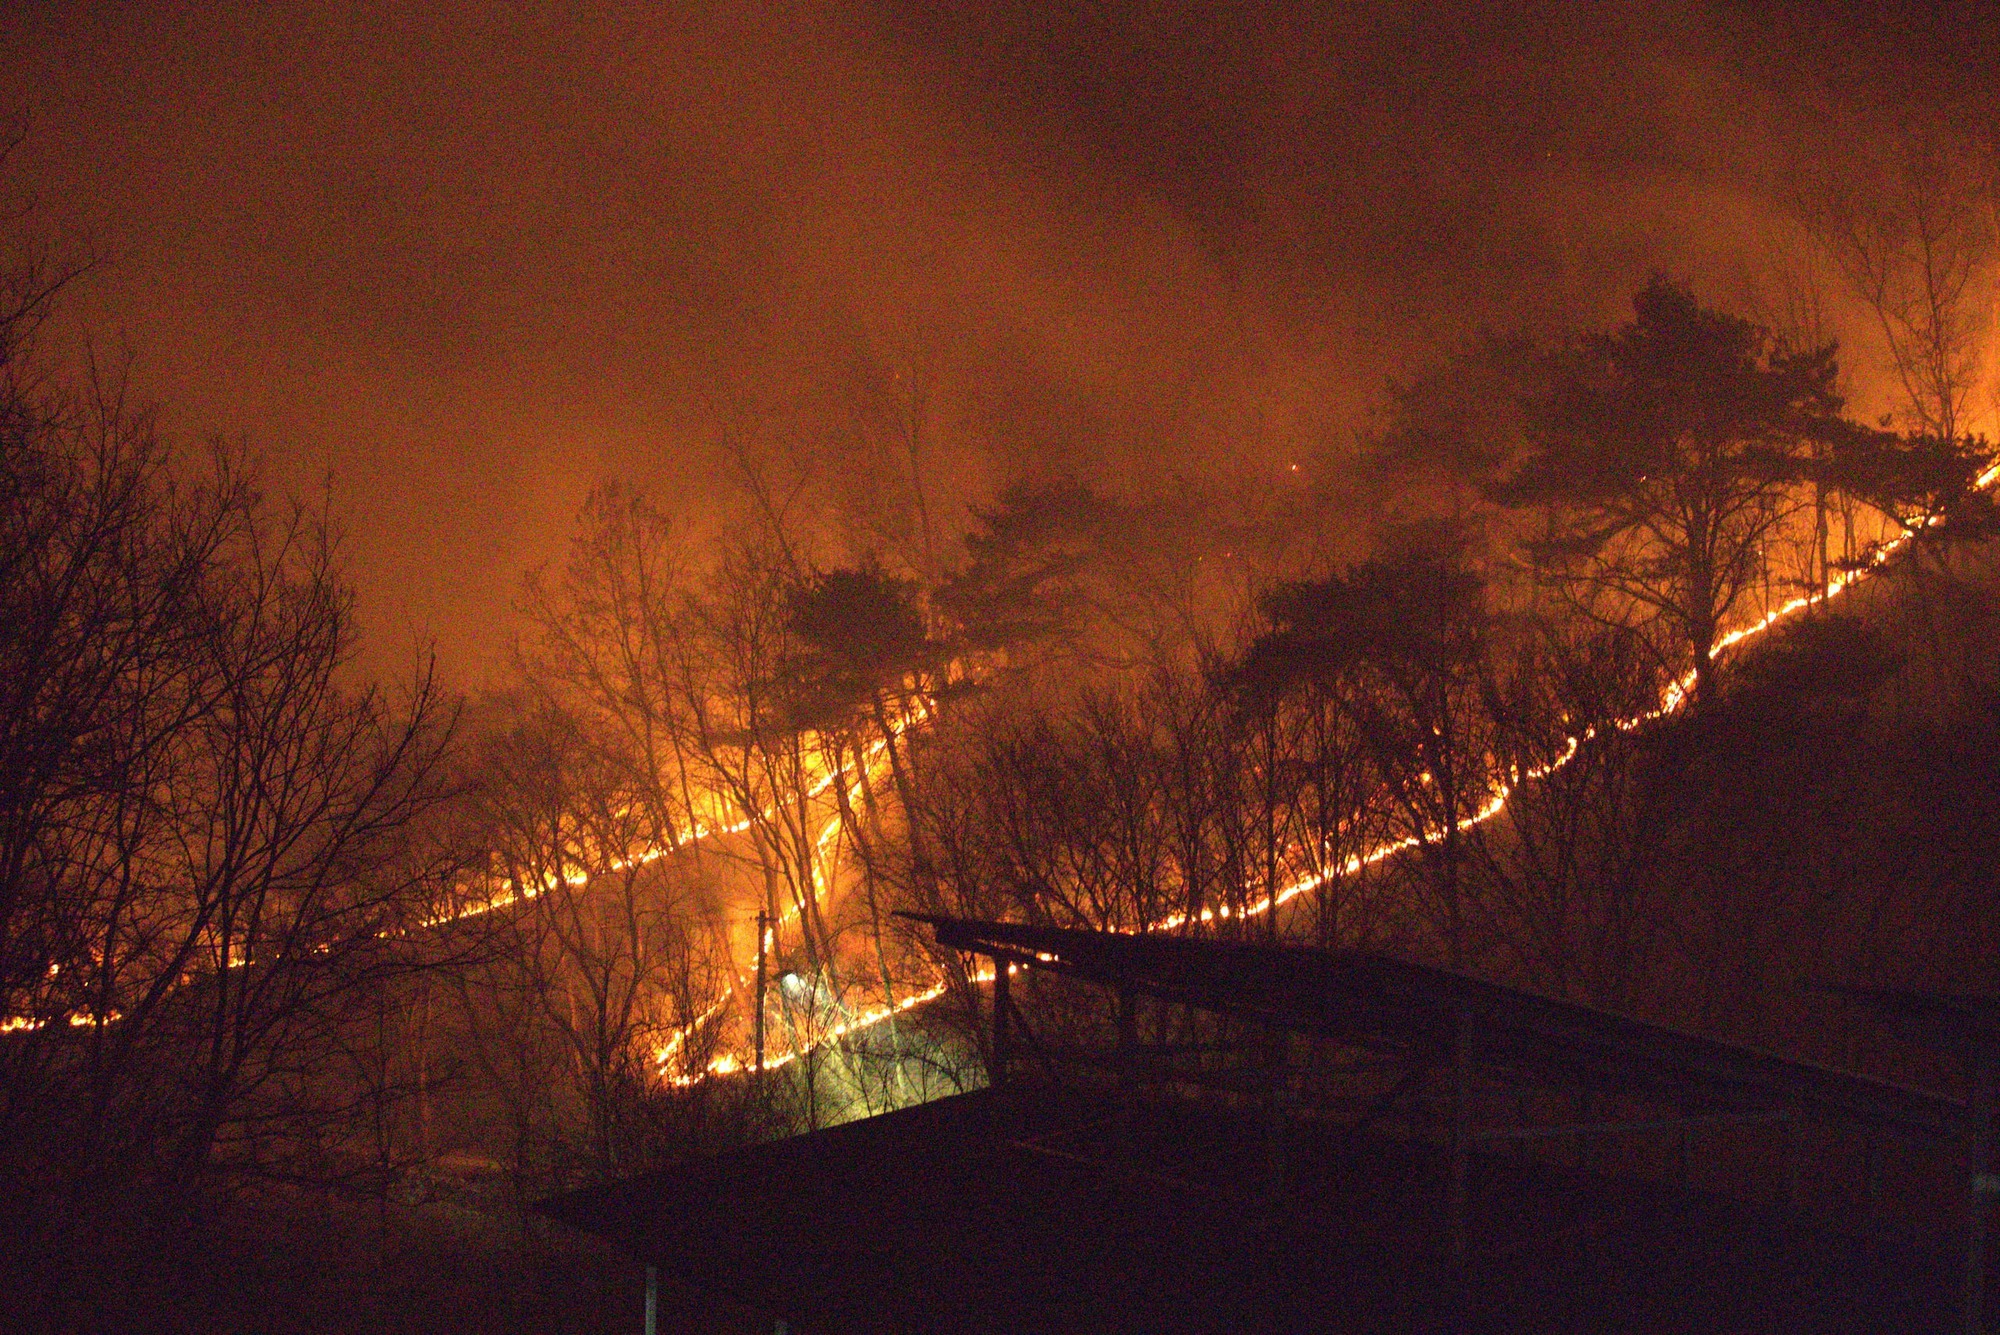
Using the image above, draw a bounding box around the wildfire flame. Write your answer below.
[661,464,2000,1085]
[12,479,1987,1079]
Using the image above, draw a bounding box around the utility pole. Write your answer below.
[990,958,1009,1087]
[755,909,770,1075]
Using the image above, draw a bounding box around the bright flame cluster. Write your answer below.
[660,969,1009,1088]
[11,484,1986,1070]
[660,468,1999,1084]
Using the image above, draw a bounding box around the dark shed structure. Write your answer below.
[541,919,1985,1333]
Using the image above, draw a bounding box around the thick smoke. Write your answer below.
[0,0,1990,681]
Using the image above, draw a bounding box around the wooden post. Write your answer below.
[1864,1135,1882,1228]
[1116,986,1137,1089]
[1781,1113,1800,1211]
[1115,985,1137,1160]
[754,909,769,1075]
[1447,1002,1474,1331]
[644,1263,658,1335]
[1966,1050,1996,1335]
[1264,1031,1296,1207]
[1450,1003,1473,1269]
[990,958,1010,1088]
[1265,1029,1289,1209]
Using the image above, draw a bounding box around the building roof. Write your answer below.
[1818,982,2000,1057]
[910,914,1966,1139]
[538,921,1978,1332]
[538,1082,1952,1334]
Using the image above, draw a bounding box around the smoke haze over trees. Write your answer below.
[3,0,1998,684]
[11,4,2000,1331]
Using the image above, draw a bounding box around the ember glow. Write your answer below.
[10,18,2000,1327]
[655,460,2000,1083]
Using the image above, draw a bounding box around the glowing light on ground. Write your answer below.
[661,965,1011,1086]
[663,476,1996,1084]
[12,492,1982,1069]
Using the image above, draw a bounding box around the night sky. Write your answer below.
[4,0,1993,683]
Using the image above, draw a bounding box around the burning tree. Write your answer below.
[1241,531,1501,966]
[1492,276,1859,705]
[1798,117,1994,448]
[461,695,729,1185]
[785,566,947,1053]
[1795,121,2000,581]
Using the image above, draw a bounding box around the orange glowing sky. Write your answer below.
[3,0,1992,684]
